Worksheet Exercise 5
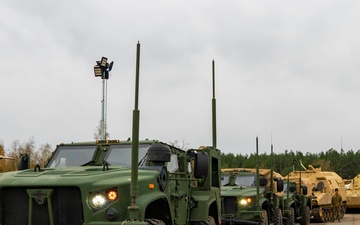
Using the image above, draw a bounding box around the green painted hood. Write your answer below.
[221,186,263,198]
[0,166,159,187]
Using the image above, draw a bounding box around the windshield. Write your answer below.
[104,144,149,167]
[284,182,296,193]
[221,174,256,186]
[221,175,230,186]
[234,175,255,186]
[47,146,97,168]
[284,183,288,192]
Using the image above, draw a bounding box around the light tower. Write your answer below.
[94,57,114,140]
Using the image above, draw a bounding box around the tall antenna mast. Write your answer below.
[212,60,217,149]
[129,42,141,221]
[255,136,260,209]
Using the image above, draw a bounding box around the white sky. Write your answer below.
[1,1,360,155]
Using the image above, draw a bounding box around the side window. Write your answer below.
[167,154,179,172]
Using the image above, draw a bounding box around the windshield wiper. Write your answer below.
[138,153,148,166]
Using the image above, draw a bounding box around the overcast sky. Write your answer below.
[1,1,360,155]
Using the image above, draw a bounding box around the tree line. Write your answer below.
[0,138,52,172]
[221,148,360,179]
[1,138,360,180]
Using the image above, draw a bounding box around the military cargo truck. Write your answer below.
[287,164,346,222]
[345,174,360,209]
[221,168,284,225]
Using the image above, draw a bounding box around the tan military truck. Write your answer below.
[288,164,346,222]
[345,174,360,209]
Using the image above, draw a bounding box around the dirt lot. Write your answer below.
[309,212,360,225]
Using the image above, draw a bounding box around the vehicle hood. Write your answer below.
[0,166,158,187]
[221,186,261,197]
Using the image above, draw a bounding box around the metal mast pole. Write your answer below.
[129,42,141,222]
[212,60,217,149]
[100,77,106,140]
[256,136,260,209]
[94,56,113,141]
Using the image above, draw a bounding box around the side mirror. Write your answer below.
[289,185,296,192]
[18,154,29,170]
[302,186,308,195]
[276,179,284,192]
[259,177,268,187]
[194,152,209,179]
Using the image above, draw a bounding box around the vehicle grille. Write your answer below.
[222,197,237,214]
[1,187,83,225]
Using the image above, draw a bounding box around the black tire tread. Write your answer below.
[299,206,310,225]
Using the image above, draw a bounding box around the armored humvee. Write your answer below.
[221,168,284,225]
[283,175,312,225]
[0,140,222,225]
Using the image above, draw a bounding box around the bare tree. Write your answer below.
[93,120,110,140]
[168,140,189,150]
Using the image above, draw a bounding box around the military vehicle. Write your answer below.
[282,161,312,225]
[345,174,360,209]
[221,139,285,225]
[0,155,17,172]
[221,168,284,225]
[1,140,222,225]
[0,44,222,225]
[287,163,346,222]
[221,167,284,225]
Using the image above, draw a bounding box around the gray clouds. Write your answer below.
[1,1,360,155]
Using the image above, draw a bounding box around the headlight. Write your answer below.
[239,197,252,205]
[88,188,118,210]
[91,194,107,208]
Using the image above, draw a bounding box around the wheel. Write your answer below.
[145,218,166,225]
[299,206,310,225]
[259,210,269,225]
[312,207,324,223]
[273,208,283,225]
[284,208,294,225]
[191,216,216,225]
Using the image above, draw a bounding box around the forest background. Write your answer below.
[1,138,359,180]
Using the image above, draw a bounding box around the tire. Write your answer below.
[299,206,310,225]
[145,219,166,225]
[191,216,216,225]
[273,208,283,225]
[312,207,324,223]
[284,208,294,225]
[259,210,269,225]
